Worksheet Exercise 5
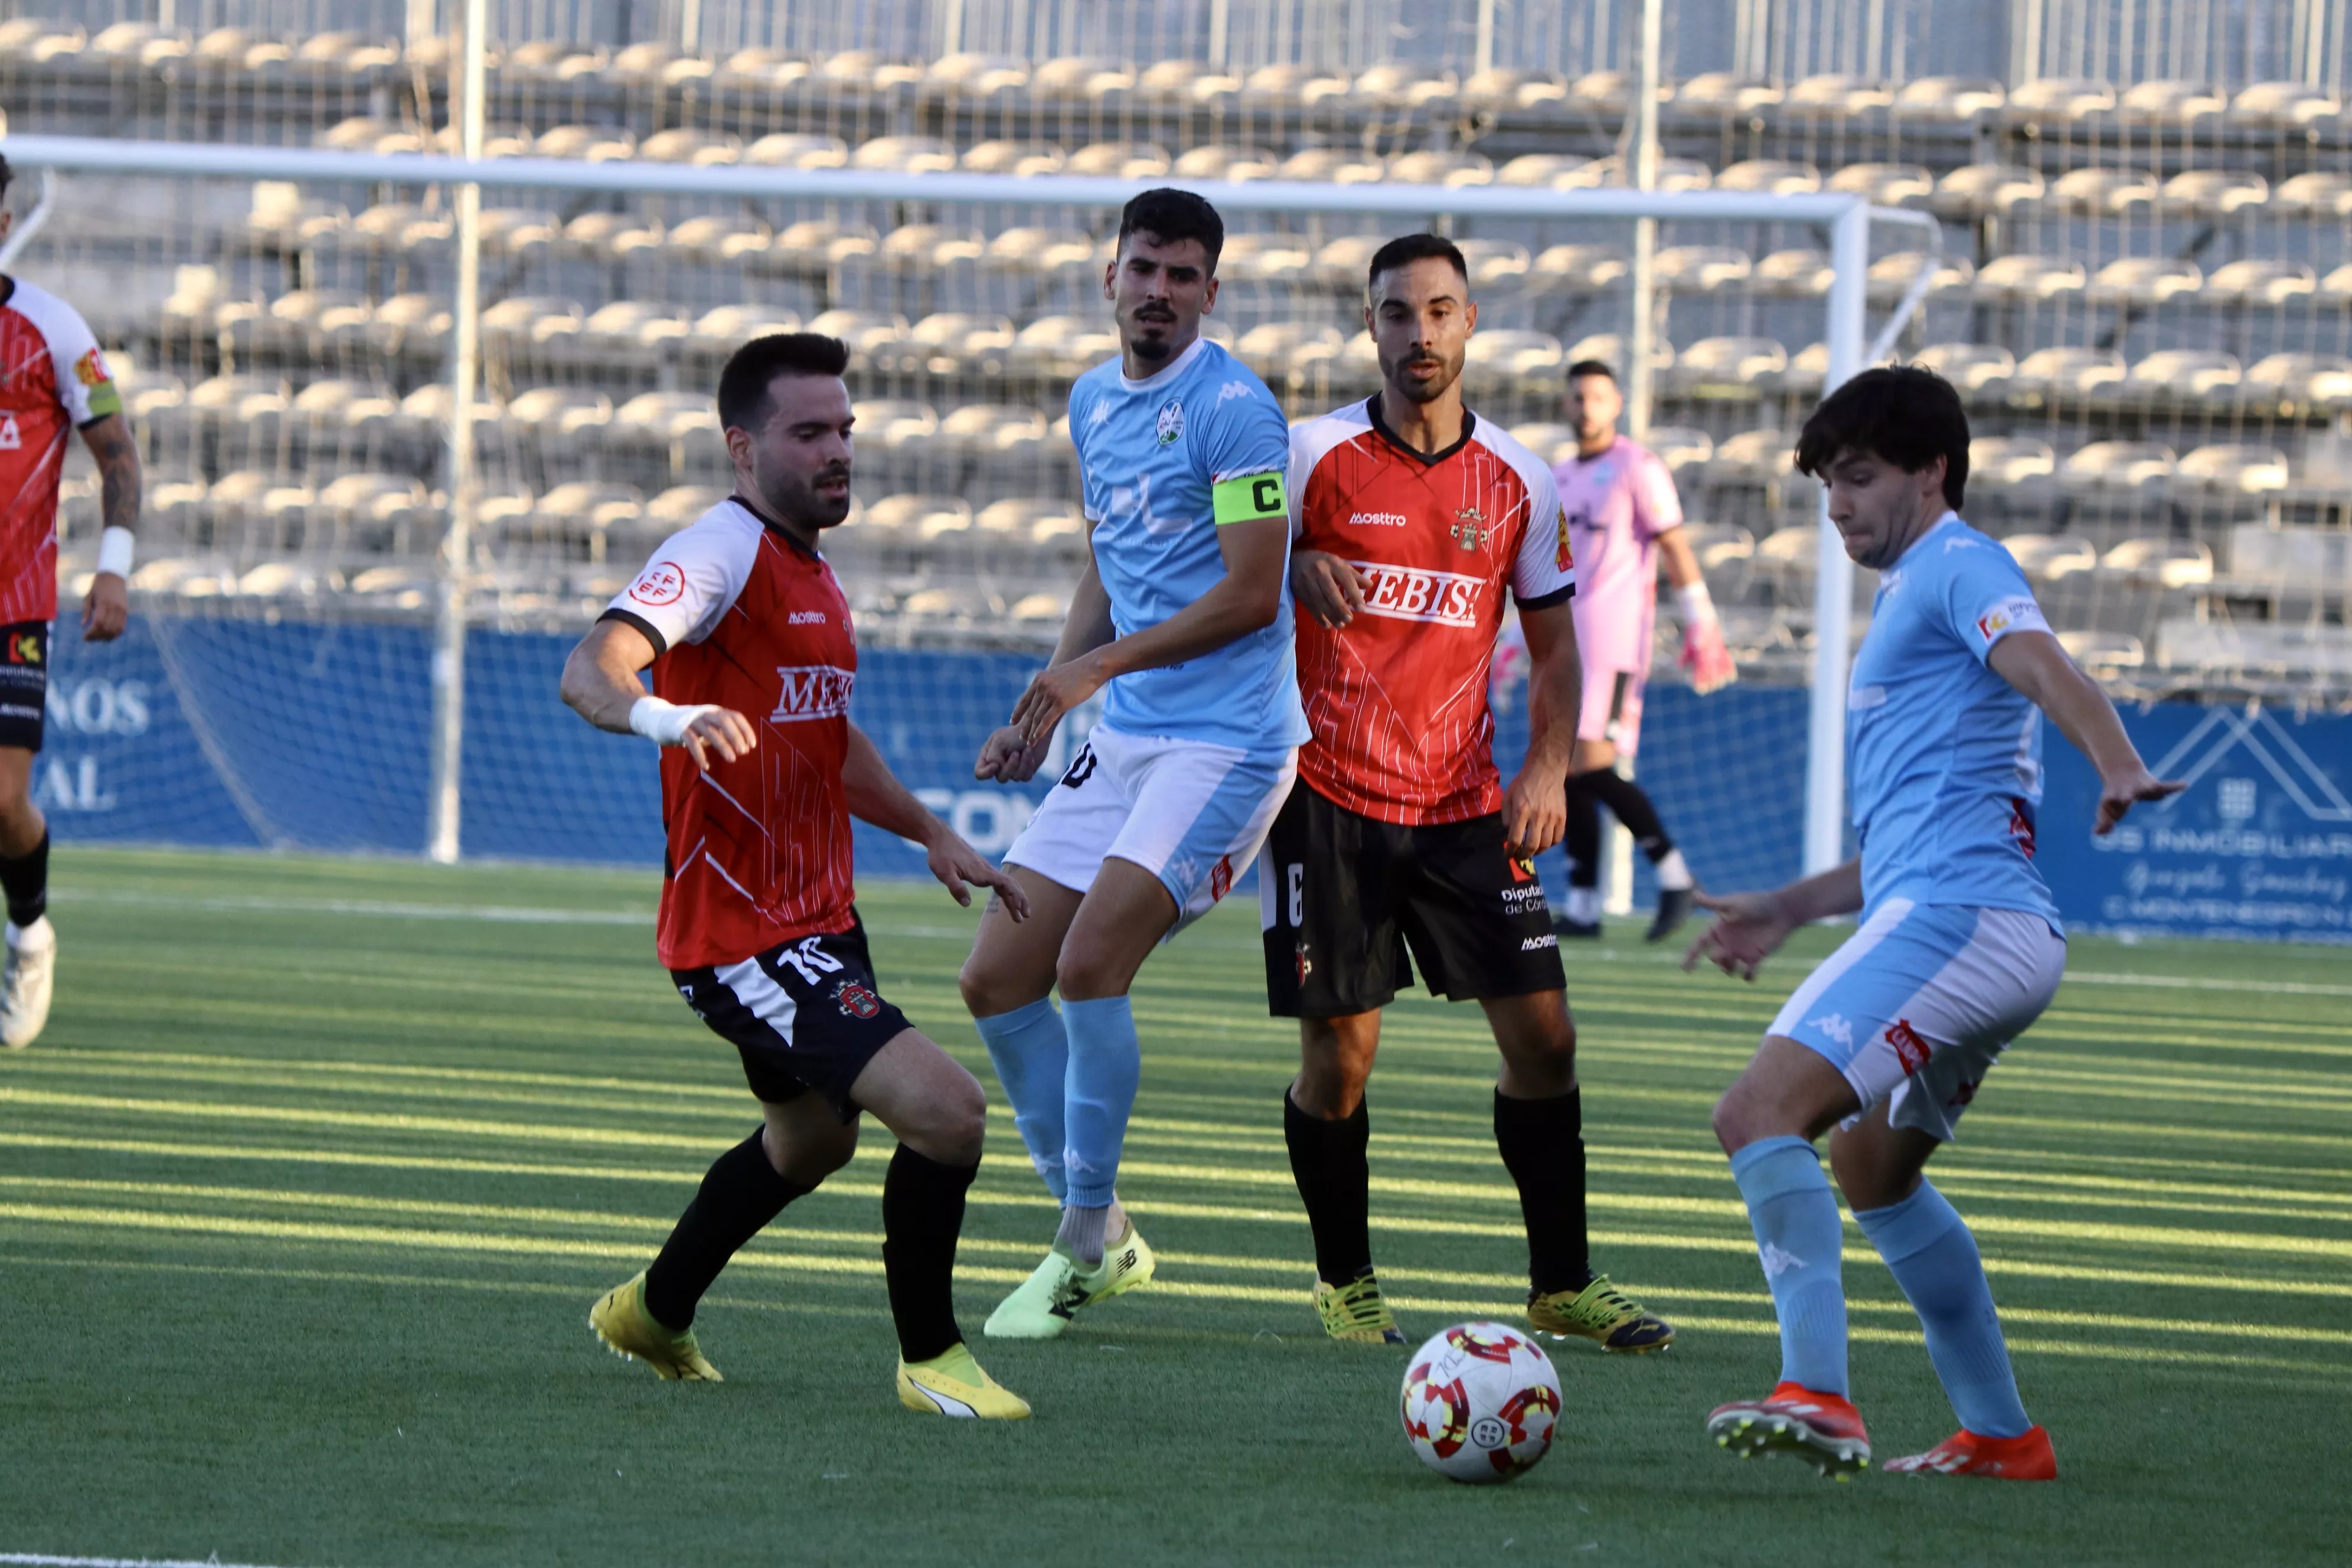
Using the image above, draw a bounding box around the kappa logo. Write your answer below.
[769,665,855,723]
[1155,397,1185,446]
[1808,1012,1855,1049]
[1758,1241,1807,1278]
[1352,560,1485,628]
[1088,399,1111,428]
[834,978,883,1019]
[628,560,686,607]
[1886,1018,1931,1076]
[1216,378,1258,405]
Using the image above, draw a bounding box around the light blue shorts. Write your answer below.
[1005,723,1298,933]
[1769,898,2066,1140]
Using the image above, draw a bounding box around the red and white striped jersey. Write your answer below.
[0,277,121,625]
[603,498,858,970]
[1288,397,1574,826]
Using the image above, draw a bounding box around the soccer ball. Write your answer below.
[1399,1321,1562,1484]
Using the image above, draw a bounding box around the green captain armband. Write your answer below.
[1212,470,1288,525]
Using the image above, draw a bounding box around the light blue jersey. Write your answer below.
[1847,511,2062,930]
[1069,335,1311,750]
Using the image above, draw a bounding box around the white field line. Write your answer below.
[0,1555,328,1568]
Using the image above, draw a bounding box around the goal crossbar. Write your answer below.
[0,132,1910,876]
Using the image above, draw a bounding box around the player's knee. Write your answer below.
[1053,946,1123,1002]
[925,1072,988,1165]
[958,956,1037,1020]
[1710,1086,1757,1154]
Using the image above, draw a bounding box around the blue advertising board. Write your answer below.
[38,613,2352,945]
[2039,702,2352,943]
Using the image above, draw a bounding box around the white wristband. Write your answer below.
[1675,581,1717,626]
[628,695,719,746]
[96,526,135,579]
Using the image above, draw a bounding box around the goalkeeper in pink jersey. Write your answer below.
[1550,360,1735,943]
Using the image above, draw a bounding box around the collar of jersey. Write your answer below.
[1362,394,1478,466]
[1570,434,1621,464]
[728,492,822,560]
[1893,509,1965,566]
[1118,333,1210,393]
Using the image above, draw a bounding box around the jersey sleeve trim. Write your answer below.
[1517,583,1575,611]
[597,606,669,656]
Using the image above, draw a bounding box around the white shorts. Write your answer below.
[1004,724,1299,933]
[1768,899,2066,1141]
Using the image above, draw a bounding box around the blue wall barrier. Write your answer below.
[41,615,2352,943]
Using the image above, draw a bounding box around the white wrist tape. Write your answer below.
[628,695,720,746]
[96,526,135,579]
[1675,581,1717,626]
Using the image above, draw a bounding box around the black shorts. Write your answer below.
[0,622,48,752]
[1260,782,1567,1018]
[670,916,913,1120]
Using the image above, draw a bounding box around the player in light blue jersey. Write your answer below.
[1682,368,2180,1481]
[956,190,1306,1338]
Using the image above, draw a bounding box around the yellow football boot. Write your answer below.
[896,1342,1031,1419]
[589,1272,723,1381]
[1314,1270,1406,1345]
[1528,1275,1675,1353]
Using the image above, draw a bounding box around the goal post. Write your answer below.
[0,129,1919,875]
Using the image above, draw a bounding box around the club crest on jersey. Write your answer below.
[1155,398,1185,446]
[834,979,882,1019]
[73,347,112,388]
[1208,854,1233,902]
[1451,508,1489,552]
[769,665,855,722]
[7,632,39,666]
[1555,507,1574,571]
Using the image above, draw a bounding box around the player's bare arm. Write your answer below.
[1006,510,1288,746]
[1289,547,1366,629]
[1681,858,1866,981]
[559,618,756,770]
[1985,629,2183,834]
[845,723,1030,920]
[1500,597,1580,857]
[976,553,1115,783]
[77,411,139,642]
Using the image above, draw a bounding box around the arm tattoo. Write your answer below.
[83,414,143,536]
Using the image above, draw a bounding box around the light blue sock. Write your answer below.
[1729,1135,1849,1397]
[971,999,1070,1202]
[1855,1181,2031,1439]
[1060,995,1141,1210]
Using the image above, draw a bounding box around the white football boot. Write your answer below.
[2,916,56,1049]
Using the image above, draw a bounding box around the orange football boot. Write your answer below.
[1884,1425,2057,1480]
[1707,1381,1872,1479]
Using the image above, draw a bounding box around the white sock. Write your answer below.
[1654,849,1693,892]
[1566,888,1601,924]
[6,916,51,949]
[1057,1203,1110,1266]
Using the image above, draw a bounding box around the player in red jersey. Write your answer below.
[0,154,145,1050]
[1272,234,1673,1353]
[559,334,1033,1418]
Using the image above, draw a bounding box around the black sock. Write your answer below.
[1582,772,1674,860]
[1562,779,1602,891]
[1285,1088,1373,1285]
[643,1128,808,1331]
[0,829,48,928]
[1493,1087,1592,1296]
[881,1143,977,1364]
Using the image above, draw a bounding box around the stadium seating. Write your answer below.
[2,5,2343,694]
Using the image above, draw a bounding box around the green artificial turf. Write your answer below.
[1,847,2345,1566]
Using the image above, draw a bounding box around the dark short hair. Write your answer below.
[0,155,14,205]
[1566,359,1616,384]
[1116,187,1224,272]
[716,332,850,432]
[1794,365,1970,509]
[1367,231,1467,292]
